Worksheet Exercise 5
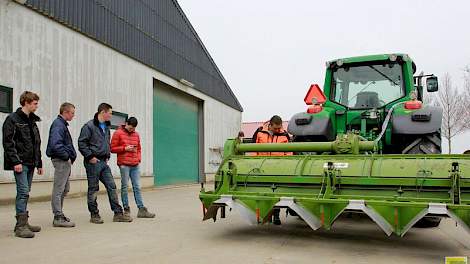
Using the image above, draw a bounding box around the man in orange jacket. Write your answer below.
[254,115,292,155]
[253,115,292,225]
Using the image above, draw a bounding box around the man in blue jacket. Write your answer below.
[78,103,132,224]
[46,102,77,228]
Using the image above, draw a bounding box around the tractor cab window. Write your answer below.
[331,63,405,109]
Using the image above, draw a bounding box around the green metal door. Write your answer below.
[153,81,199,185]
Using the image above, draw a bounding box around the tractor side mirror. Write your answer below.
[426,76,438,92]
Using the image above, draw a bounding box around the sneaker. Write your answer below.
[137,207,156,218]
[90,214,104,224]
[113,212,133,222]
[53,215,76,228]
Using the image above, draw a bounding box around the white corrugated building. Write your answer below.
[0,0,242,188]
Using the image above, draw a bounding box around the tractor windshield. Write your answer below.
[331,63,405,109]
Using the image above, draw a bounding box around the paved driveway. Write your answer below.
[0,185,469,264]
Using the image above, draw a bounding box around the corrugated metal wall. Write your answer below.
[0,1,241,182]
[22,0,242,111]
[0,0,154,181]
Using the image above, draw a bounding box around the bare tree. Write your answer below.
[464,66,470,89]
[463,66,470,129]
[434,73,468,153]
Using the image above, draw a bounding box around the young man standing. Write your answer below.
[46,103,77,228]
[2,91,43,238]
[78,103,132,224]
[254,115,292,225]
[111,117,155,218]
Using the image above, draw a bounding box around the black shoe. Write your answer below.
[273,209,281,225]
[124,207,131,217]
[90,214,104,224]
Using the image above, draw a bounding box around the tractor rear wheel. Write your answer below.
[401,133,441,154]
[402,132,442,228]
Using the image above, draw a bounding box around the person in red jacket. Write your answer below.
[111,117,155,218]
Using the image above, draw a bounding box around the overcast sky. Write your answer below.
[178,0,470,153]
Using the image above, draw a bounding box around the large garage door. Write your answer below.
[153,80,200,185]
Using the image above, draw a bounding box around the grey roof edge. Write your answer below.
[172,0,243,112]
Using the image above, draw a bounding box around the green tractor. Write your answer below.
[200,54,470,237]
[289,53,441,155]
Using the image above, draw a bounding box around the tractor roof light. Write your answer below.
[389,54,397,62]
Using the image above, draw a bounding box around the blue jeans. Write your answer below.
[14,165,34,214]
[84,160,123,215]
[120,165,144,209]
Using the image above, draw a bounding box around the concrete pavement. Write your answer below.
[0,184,469,264]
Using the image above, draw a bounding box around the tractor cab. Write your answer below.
[330,62,404,109]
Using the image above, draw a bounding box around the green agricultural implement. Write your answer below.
[199,53,470,236]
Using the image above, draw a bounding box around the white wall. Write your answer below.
[0,0,241,182]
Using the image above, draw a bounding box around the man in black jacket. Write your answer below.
[2,91,44,238]
[78,103,132,224]
[46,102,77,228]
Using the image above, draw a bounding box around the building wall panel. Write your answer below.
[0,1,241,182]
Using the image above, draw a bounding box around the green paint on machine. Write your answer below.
[200,54,470,238]
[201,139,470,236]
